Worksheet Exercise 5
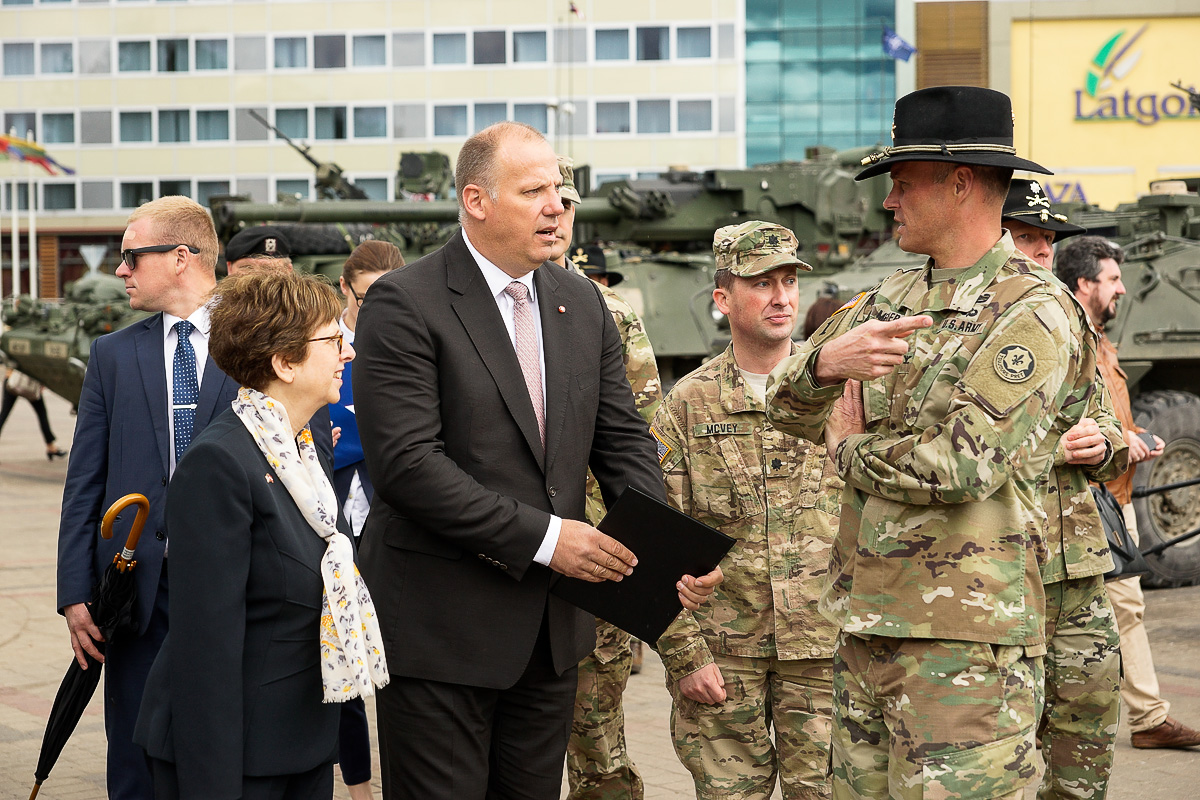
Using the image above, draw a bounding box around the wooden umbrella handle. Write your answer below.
[100,493,151,571]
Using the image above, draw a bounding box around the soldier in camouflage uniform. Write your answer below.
[1002,178,1128,800]
[651,220,840,800]
[766,87,1100,800]
[553,157,661,800]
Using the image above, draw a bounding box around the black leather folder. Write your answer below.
[551,486,735,644]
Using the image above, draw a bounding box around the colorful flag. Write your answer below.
[0,133,75,176]
[569,2,584,19]
[882,26,916,62]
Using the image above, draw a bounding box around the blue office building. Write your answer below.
[746,0,901,165]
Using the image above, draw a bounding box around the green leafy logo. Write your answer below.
[1086,24,1147,97]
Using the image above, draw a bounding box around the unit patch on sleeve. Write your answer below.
[994,344,1037,383]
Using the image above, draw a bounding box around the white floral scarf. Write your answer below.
[233,387,389,702]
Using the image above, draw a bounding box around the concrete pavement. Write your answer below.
[3,393,1200,798]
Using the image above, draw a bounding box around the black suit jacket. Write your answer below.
[57,314,334,635]
[57,314,238,634]
[353,231,664,687]
[134,410,341,799]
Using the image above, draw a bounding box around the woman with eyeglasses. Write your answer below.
[328,239,403,800]
[134,270,389,799]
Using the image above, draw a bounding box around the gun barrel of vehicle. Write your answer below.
[215,198,622,227]
[1131,474,1200,497]
[1141,523,1200,557]
[248,109,322,169]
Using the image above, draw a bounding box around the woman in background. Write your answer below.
[329,239,403,799]
[331,240,404,538]
[135,270,388,799]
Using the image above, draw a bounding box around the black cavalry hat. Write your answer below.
[1001,179,1085,238]
[224,225,291,263]
[570,244,623,287]
[856,86,1051,181]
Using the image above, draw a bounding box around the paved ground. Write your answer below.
[3,393,1200,798]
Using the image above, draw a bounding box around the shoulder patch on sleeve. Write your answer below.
[963,311,1061,417]
[994,344,1037,383]
[836,291,868,315]
[650,426,674,466]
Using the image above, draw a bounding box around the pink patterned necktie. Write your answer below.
[504,281,546,447]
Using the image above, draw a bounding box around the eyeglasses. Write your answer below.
[308,332,345,351]
[346,284,366,306]
[121,244,200,269]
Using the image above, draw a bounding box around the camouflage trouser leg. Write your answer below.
[1036,575,1120,800]
[670,654,833,800]
[831,632,1042,800]
[566,619,644,800]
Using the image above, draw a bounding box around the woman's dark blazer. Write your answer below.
[134,407,342,800]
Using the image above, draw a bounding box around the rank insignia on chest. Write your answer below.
[994,344,1036,383]
[693,422,753,436]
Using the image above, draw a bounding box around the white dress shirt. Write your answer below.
[338,311,371,539]
[162,305,211,477]
[739,368,770,406]
[462,230,561,567]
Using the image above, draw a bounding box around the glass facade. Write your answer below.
[745,0,896,165]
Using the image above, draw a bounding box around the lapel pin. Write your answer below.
[558,305,566,313]
[265,474,274,484]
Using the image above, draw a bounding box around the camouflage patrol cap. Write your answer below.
[557,156,582,204]
[713,220,813,276]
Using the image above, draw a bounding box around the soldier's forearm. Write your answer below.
[766,347,842,441]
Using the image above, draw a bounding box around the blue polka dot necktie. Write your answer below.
[172,320,199,463]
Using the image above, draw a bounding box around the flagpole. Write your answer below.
[8,131,18,298]
[26,129,37,301]
[881,22,888,143]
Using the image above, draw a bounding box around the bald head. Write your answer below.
[455,122,548,225]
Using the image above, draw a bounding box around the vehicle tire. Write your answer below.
[276,224,353,255]
[1131,390,1200,588]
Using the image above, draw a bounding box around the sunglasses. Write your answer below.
[308,332,345,350]
[121,244,200,269]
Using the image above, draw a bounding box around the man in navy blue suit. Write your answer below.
[56,196,237,800]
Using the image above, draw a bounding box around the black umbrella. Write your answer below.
[29,493,150,800]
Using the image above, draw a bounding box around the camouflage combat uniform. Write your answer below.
[651,342,841,800]
[566,262,662,800]
[1036,378,1128,800]
[767,233,1096,800]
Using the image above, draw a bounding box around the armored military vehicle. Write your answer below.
[1,270,150,406]
[213,145,892,382]
[1072,191,1200,586]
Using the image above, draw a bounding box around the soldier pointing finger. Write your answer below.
[767,86,1100,800]
[811,315,932,384]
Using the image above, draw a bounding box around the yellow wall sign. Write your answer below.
[1011,17,1200,209]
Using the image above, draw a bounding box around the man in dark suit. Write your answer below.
[354,121,720,800]
[57,196,235,798]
